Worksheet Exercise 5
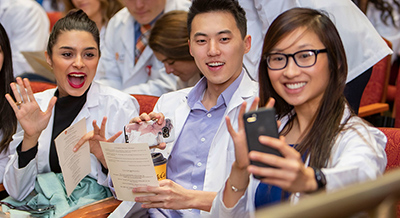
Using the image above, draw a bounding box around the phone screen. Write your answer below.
[243,108,282,179]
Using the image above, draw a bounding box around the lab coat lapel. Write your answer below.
[134,42,152,72]
[174,97,191,140]
[121,16,135,71]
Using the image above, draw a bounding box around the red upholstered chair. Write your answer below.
[46,12,62,32]
[131,94,159,114]
[358,38,392,117]
[380,128,400,172]
[29,81,57,93]
[395,71,400,128]
[378,127,400,217]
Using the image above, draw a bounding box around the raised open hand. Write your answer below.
[5,77,57,151]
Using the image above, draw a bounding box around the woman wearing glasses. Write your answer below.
[210,8,387,217]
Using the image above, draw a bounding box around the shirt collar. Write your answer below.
[134,10,164,31]
[187,69,245,109]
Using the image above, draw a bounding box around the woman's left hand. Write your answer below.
[73,116,122,168]
[248,135,317,193]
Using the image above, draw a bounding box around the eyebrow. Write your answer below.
[59,46,98,51]
[193,29,233,38]
[271,44,314,53]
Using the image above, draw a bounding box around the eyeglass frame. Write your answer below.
[264,49,328,70]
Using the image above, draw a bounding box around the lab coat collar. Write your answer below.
[121,14,135,65]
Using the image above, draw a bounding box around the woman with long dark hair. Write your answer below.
[211,8,387,217]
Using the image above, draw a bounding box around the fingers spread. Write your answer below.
[73,131,94,152]
[249,97,259,111]
[5,94,19,112]
[100,117,107,137]
[107,131,122,142]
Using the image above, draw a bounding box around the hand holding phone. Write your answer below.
[124,118,175,146]
[243,108,282,179]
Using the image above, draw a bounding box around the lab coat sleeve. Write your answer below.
[322,121,387,192]
[3,130,39,201]
[0,150,9,183]
[210,176,259,218]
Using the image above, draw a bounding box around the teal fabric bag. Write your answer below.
[2,172,112,217]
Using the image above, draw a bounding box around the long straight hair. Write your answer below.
[259,8,350,168]
[0,23,17,153]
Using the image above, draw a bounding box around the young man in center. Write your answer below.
[109,0,257,217]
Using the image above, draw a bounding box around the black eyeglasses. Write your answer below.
[265,49,327,70]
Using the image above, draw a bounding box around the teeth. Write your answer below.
[286,82,306,89]
[208,62,224,67]
[69,74,85,77]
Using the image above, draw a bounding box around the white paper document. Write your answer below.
[54,118,91,196]
[100,142,159,201]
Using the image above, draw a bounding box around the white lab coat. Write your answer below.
[95,0,191,96]
[238,0,392,83]
[0,132,6,183]
[3,82,140,201]
[0,124,22,183]
[0,0,49,76]
[210,108,387,218]
[110,71,259,217]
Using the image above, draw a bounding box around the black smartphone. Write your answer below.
[243,107,282,179]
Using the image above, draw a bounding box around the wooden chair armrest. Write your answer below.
[0,183,4,192]
[63,196,122,218]
[358,103,389,117]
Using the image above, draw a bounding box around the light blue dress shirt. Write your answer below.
[162,72,244,217]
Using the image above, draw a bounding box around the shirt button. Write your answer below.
[201,137,205,142]
[193,185,197,190]
[207,113,212,118]
[197,162,202,167]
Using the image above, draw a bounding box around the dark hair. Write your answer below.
[63,0,123,26]
[47,9,100,58]
[354,0,400,27]
[187,0,247,39]
[149,10,193,61]
[259,8,349,168]
[0,23,17,153]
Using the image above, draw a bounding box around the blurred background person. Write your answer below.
[63,0,124,50]
[95,0,191,96]
[36,0,65,12]
[149,10,202,89]
[0,0,50,79]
